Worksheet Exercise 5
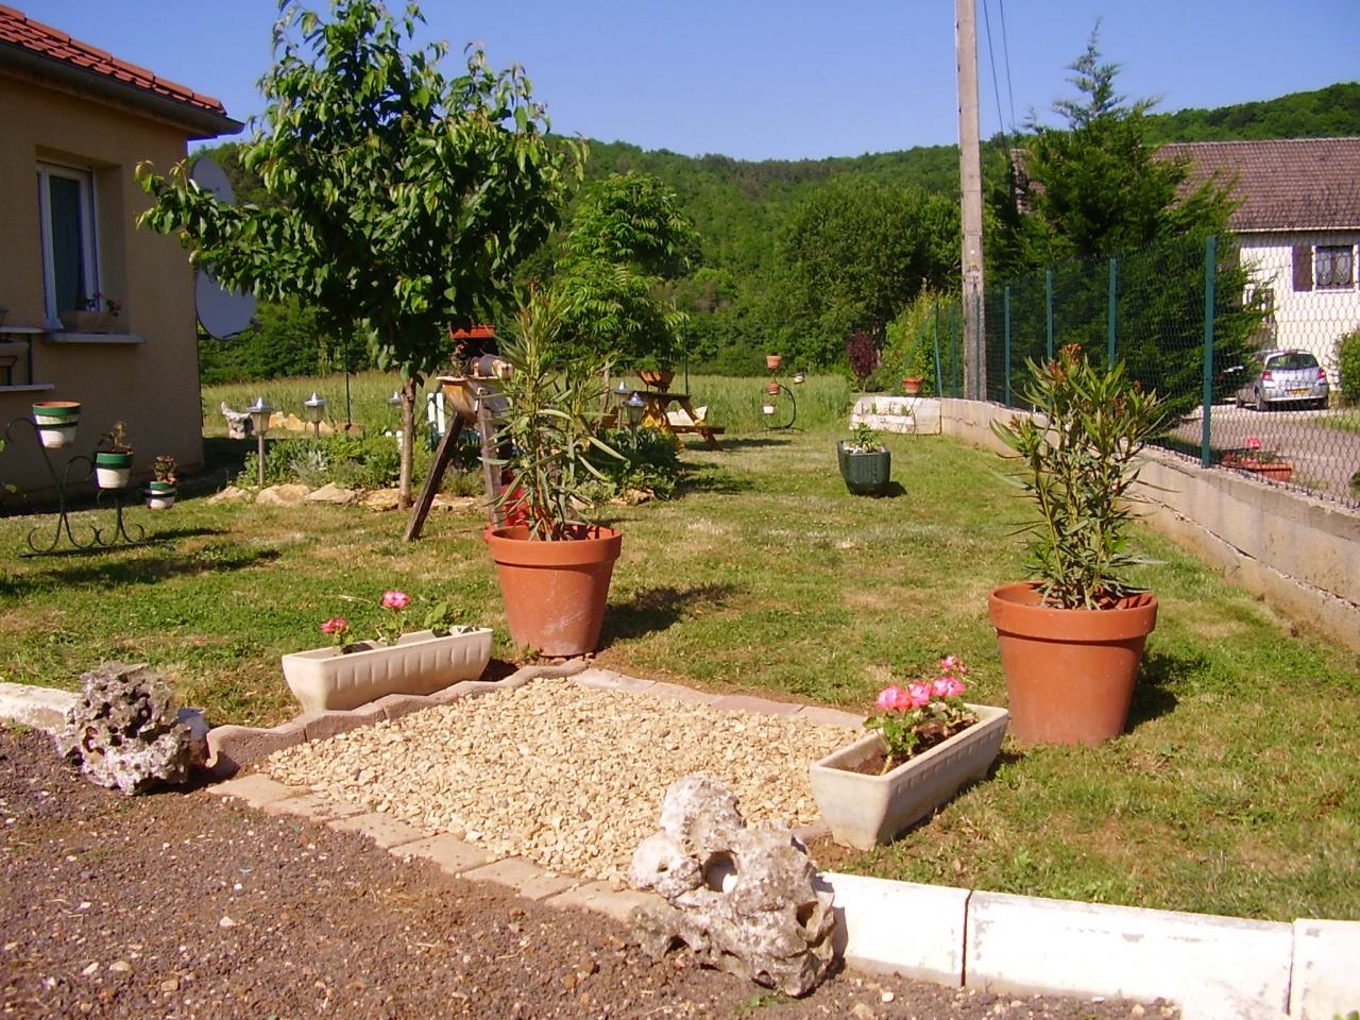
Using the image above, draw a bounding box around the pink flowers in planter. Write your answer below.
[865,656,978,771]
[316,590,454,653]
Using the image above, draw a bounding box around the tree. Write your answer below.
[138,0,580,505]
[775,177,958,368]
[552,172,700,369]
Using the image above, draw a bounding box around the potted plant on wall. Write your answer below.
[1221,436,1293,483]
[93,421,134,490]
[988,345,1167,746]
[837,421,892,496]
[59,293,122,334]
[483,287,625,657]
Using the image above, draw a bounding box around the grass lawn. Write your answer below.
[1,407,1357,923]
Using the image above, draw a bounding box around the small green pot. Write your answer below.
[94,451,133,490]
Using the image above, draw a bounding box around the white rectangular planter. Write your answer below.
[809,703,1009,850]
[280,627,493,713]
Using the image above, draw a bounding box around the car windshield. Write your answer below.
[1267,352,1319,371]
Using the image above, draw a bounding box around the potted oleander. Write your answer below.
[483,287,625,657]
[988,345,1167,746]
[93,421,134,490]
[837,421,892,496]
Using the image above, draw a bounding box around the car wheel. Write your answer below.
[1255,388,1268,412]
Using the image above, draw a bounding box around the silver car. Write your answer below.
[1234,349,1330,411]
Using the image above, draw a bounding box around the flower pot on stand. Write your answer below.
[766,354,783,371]
[280,626,493,712]
[32,401,81,449]
[809,704,1009,850]
[987,583,1158,746]
[903,376,923,396]
[485,525,622,657]
[144,481,177,510]
[837,440,892,496]
[93,452,133,490]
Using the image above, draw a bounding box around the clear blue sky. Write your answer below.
[19,1,1359,160]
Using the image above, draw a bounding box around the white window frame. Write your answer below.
[37,162,101,327]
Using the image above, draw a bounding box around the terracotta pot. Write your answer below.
[638,369,674,391]
[903,376,923,396]
[765,381,781,396]
[987,582,1158,746]
[809,704,1009,849]
[485,525,622,657]
[766,354,783,371]
[1238,461,1293,483]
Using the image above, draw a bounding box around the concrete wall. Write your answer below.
[0,74,209,496]
[939,398,1360,653]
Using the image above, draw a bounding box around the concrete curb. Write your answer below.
[5,669,1359,1018]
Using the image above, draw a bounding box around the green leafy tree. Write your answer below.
[775,177,958,368]
[552,172,700,369]
[138,0,580,505]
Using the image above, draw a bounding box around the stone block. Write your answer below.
[545,882,663,925]
[370,693,440,722]
[213,773,299,808]
[461,857,578,900]
[262,791,365,822]
[965,890,1292,1017]
[396,833,493,875]
[795,705,863,728]
[646,682,717,706]
[0,682,76,733]
[299,705,385,742]
[206,724,306,777]
[708,694,800,716]
[820,873,967,985]
[1290,918,1360,1020]
[328,811,430,849]
[572,668,656,693]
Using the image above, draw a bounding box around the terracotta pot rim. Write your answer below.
[989,582,1158,642]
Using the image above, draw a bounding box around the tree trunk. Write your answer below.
[398,376,418,510]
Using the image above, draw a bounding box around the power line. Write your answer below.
[997,0,1019,134]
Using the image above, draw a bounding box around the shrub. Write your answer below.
[1336,327,1360,406]
[846,332,879,390]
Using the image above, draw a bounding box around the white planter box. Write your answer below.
[809,703,1009,850]
[280,627,493,713]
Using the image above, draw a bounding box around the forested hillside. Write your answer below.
[195,81,1359,381]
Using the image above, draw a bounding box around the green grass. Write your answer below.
[2,405,1357,923]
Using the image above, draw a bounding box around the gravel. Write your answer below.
[262,677,854,884]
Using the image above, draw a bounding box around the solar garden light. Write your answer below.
[625,391,647,432]
[245,396,275,487]
[303,392,326,439]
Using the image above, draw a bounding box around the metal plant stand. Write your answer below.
[5,417,157,556]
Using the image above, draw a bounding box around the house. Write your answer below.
[1161,138,1360,381]
[0,6,241,498]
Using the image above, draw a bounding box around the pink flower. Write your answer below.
[1245,436,1263,451]
[320,616,349,636]
[381,590,410,610]
[938,654,968,677]
[932,675,966,699]
[875,685,912,711]
[906,682,933,708]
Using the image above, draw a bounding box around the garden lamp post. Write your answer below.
[303,393,326,439]
[625,391,646,433]
[246,397,275,487]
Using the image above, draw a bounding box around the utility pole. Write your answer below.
[956,0,986,400]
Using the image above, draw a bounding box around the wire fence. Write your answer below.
[911,235,1360,509]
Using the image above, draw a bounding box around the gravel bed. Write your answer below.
[262,677,855,884]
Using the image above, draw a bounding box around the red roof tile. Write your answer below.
[1161,138,1360,233]
[0,4,228,117]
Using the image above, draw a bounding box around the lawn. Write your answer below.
[2,385,1358,923]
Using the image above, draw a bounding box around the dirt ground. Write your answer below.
[0,728,1173,1019]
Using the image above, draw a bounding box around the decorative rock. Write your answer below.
[256,484,312,506]
[219,402,254,440]
[629,775,836,997]
[305,483,361,506]
[55,663,206,795]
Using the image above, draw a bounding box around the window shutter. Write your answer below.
[1292,246,1314,292]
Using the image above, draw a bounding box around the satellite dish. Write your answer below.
[189,156,256,339]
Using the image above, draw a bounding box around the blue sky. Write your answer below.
[20,1,1359,160]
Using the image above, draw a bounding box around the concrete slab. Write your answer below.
[645,682,717,706]
[820,873,967,986]
[545,882,663,925]
[572,668,656,693]
[395,833,493,876]
[708,694,801,716]
[262,791,366,822]
[371,692,441,723]
[0,682,75,732]
[966,890,1292,1018]
[299,705,386,741]
[328,811,430,849]
[213,773,299,808]
[1290,918,1360,1020]
[461,857,579,901]
[795,705,863,728]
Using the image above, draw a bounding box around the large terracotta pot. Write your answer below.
[485,525,622,657]
[987,583,1158,747]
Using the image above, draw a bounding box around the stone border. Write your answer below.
[4,670,1358,1019]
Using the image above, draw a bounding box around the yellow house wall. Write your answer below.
[0,73,217,498]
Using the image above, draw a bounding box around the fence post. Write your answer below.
[1107,257,1118,364]
[1004,285,1012,407]
[1045,269,1054,362]
[933,302,943,397]
[951,304,960,397]
[1201,235,1217,468]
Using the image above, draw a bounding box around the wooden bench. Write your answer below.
[670,424,726,449]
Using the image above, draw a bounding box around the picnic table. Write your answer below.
[637,390,725,449]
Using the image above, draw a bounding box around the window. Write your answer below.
[1315,245,1355,289]
[37,163,99,324]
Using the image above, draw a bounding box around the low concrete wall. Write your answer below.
[938,399,1360,653]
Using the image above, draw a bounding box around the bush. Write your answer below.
[1336,328,1360,405]
[584,426,682,502]
[238,433,403,490]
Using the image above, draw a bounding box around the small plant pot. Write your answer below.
[33,401,81,447]
[765,381,781,396]
[766,354,783,371]
[837,441,892,496]
[903,376,923,396]
[762,402,777,416]
[93,451,133,490]
[144,481,177,510]
[792,373,806,384]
